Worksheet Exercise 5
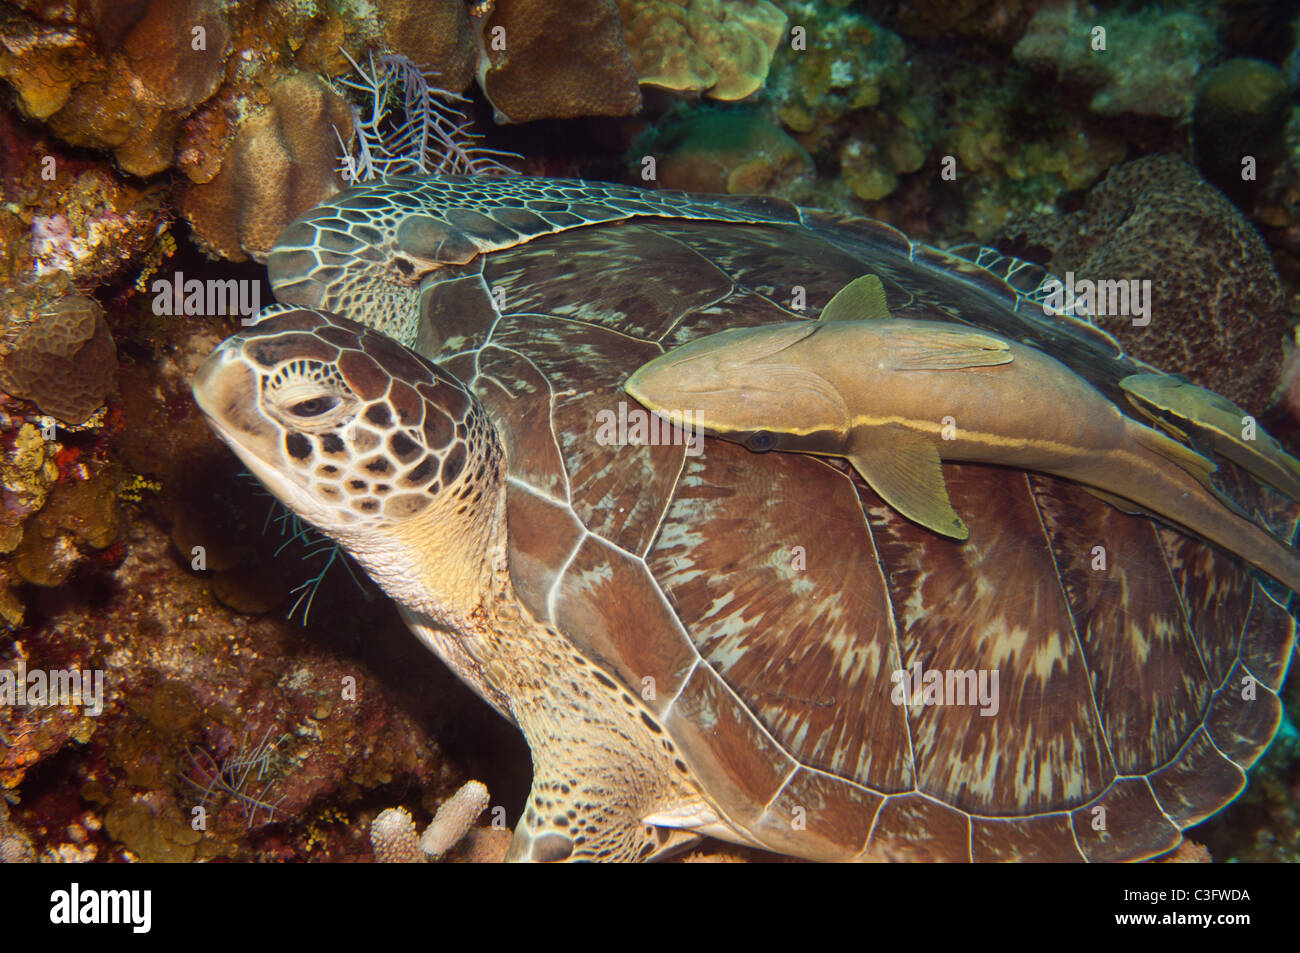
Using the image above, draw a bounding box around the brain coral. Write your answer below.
[1003,155,1290,411]
[179,72,353,262]
[0,293,115,425]
[2,0,235,177]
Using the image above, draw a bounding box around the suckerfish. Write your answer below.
[626,275,1300,594]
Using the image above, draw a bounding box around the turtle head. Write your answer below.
[192,306,505,618]
[626,321,851,454]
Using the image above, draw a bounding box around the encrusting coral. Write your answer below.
[0,292,115,426]
[618,0,788,101]
[179,72,353,262]
[473,0,642,123]
[1013,1,1218,118]
[0,0,235,178]
[641,107,813,197]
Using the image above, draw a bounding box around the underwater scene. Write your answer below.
[0,0,1298,867]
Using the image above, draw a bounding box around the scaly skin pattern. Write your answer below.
[192,306,706,861]
[266,174,800,347]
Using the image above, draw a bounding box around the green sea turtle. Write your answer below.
[193,174,1296,862]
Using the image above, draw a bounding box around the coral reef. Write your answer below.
[420,779,490,858]
[373,0,477,95]
[475,0,641,123]
[369,779,491,861]
[0,127,168,296]
[1013,1,1218,118]
[768,3,909,138]
[0,797,37,863]
[0,0,234,177]
[1001,155,1290,411]
[944,63,1126,239]
[640,107,813,196]
[1193,58,1291,203]
[866,0,1037,47]
[11,457,120,588]
[0,293,115,425]
[179,72,353,263]
[370,805,424,862]
[0,0,1294,867]
[619,0,788,101]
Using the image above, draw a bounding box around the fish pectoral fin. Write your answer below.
[849,430,969,539]
[885,327,1015,371]
[821,274,893,322]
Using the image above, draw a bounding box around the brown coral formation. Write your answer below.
[651,109,813,196]
[1003,156,1290,410]
[179,72,352,262]
[12,462,121,587]
[375,0,476,94]
[1,0,234,177]
[619,0,787,101]
[868,0,1036,47]
[476,0,641,123]
[1193,58,1291,203]
[0,294,115,425]
[0,158,167,292]
[1013,1,1218,118]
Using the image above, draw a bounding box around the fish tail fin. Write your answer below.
[1116,419,1300,594]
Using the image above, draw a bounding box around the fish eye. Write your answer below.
[288,396,340,418]
[748,431,774,452]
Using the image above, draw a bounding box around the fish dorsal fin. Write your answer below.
[848,427,969,539]
[886,326,1015,371]
[821,274,892,322]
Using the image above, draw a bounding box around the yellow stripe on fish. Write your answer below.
[626,275,1300,593]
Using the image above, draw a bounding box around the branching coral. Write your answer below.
[369,780,491,862]
[334,51,518,182]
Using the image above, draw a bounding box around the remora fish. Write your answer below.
[626,275,1300,594]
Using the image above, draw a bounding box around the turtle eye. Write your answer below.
[289,395,340,418]
[747,430,774,452]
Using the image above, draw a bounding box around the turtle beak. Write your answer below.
[191,339,280,461]
[193,339,258,435]
[192,339,242,416]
